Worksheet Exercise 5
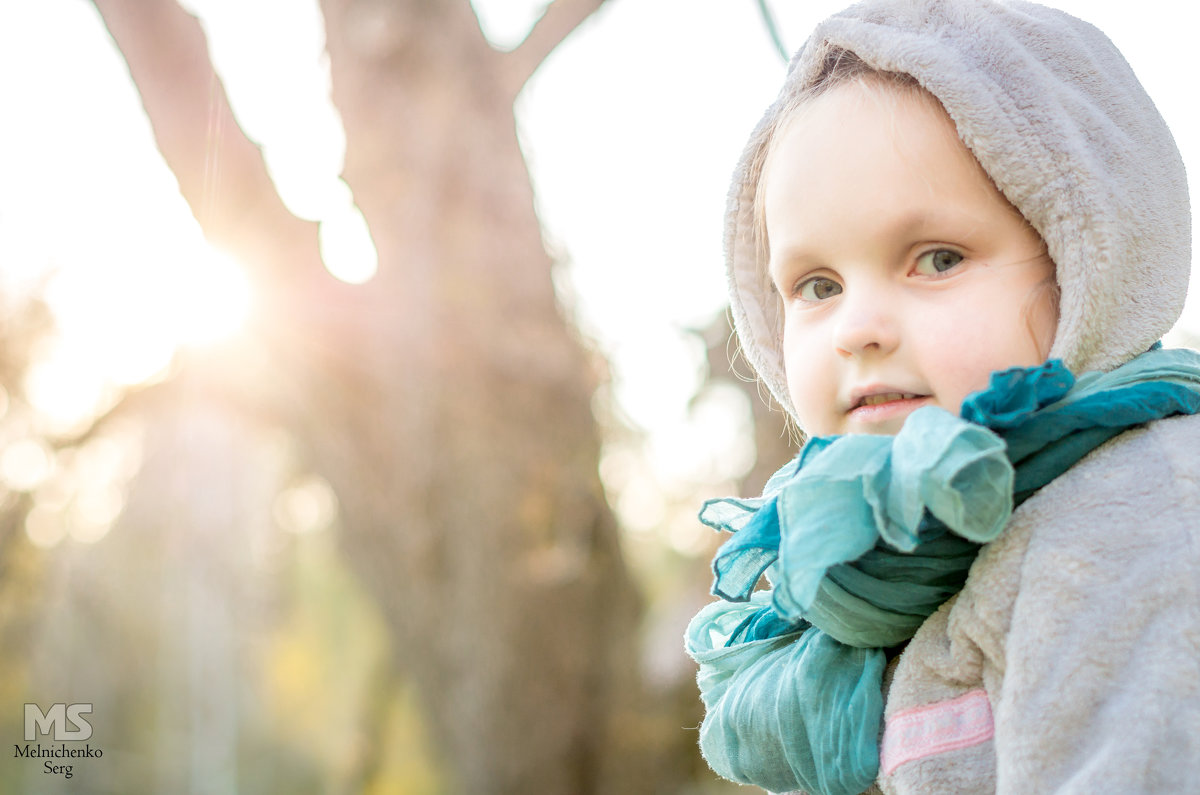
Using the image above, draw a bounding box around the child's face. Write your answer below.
[763,80,1057,437]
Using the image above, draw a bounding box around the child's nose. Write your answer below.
[832,288,900,358]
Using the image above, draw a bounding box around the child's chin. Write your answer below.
[846,422,905,437]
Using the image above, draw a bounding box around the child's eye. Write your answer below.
[797,276,842,301]
[914,249,964,275]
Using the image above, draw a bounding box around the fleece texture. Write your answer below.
[725,0,1190,421]
[875,412,1200,794]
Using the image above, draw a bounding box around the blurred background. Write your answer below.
[0,0,1195,792]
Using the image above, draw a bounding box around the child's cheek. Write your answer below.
[917,313,992,414]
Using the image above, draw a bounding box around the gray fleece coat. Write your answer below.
[719,0,1199,792]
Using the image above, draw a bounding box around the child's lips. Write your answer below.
[845,391,932,425]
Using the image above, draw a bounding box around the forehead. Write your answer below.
[760,80,1014,264]
[765,78,981,197]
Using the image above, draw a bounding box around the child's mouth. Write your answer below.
[853,392,923,408]
[847,392,932,425]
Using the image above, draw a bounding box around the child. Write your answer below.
[685,1,1200,794]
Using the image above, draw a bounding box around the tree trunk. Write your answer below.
[91,0,649,791]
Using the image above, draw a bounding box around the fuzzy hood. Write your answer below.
[726,0,1191,421]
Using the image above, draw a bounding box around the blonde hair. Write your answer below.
[752,51,923,278]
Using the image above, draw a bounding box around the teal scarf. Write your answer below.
[685,348,1200,795]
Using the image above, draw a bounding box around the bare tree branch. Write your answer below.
[506,0,610,92]
[87,0,674,788]
[755,0,790,63]
[89,0,322,281]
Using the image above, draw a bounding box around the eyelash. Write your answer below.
[913,248,965,276]
[793,275,841,301]
[787,248,966,302]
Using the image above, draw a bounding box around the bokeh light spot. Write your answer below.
[70,484,125,543]
[1,439,54,492]
[24,504,66,549]
[273,475,338,534]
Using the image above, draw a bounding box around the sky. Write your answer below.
[0,0,1197,500]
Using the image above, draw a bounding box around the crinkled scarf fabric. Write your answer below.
[685,347,1200,795]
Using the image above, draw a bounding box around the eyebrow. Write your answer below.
[769,207,962,275]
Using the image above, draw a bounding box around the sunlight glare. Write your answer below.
[38,269,157,391]
[29,242,252,434]
[164,248,253,346]
[319,203,378,284]
[24,346,117,436]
